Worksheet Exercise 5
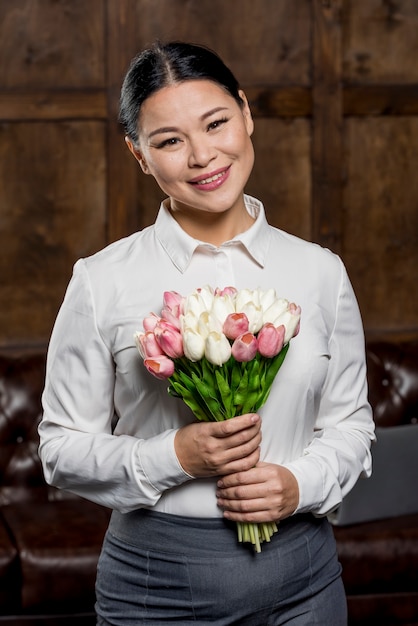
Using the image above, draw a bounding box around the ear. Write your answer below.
[125,137,150,174]
[238,90,254,137]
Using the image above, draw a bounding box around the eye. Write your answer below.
[154,137,181,149]
[207,117,228,131]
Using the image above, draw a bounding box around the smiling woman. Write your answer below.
[38,41,374,625]
[124,80,255,244]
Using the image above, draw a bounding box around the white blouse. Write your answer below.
[39,195,375,518]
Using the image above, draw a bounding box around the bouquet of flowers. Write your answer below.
[135,286,301,552]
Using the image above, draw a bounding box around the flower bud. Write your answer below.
[144,356,174,380]
[273,303,302,344]
[205,331,232,366]
[154,320,184,358]
[143,313,160,332]
[241,302,264,334]
[216,286,237,298]
[231,332,258,362]
[223,312,249,340]
[262,298,289,325]
[134,331,164,359]
[257,323,285,358]
[182,328,205,362]
[198,311,222,338]
[211,294,235,326]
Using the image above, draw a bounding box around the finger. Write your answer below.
[212,413,260,438]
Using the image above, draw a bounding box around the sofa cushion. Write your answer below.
[2,498,110,613]
[330,424,418,525]
[333,513,418,595]
[0,513,20,611]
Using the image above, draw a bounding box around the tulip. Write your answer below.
[143,313,160,332]
[144,356,174,380]
[163,290,184,314]
[182,328,206,362]
[205,331,232,366]
[180,311,199,334]
[197,311,222,338]
[223,312,249,340]
[241,302,264,334]
[161,291,184,329]
[154,320,184,358]
[273,303,302,344]
[216,286,237,298]
[257,323,285,358]
[262,298,289,325]
[235,288,260,312]
[231,332,258,362]
[259,288,277,311]
[183,292,209,320]
[211,294,235,327]
[134,331,164,359]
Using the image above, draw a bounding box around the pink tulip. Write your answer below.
[135,331,164,359]
[231,332,258,362]
[154,320,184,359]
[223,312,249,340]
[163,290,184,313]
[144,356,175,380]
[143,313,160,332]
[289,303,301,339]
[161,291,184,329]
[215,286,237,298]
[257,323,285,358]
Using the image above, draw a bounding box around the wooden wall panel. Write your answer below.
[247,119,311,240]
[0,121,106,347]
[1,0,417,350]
[120,0,312,237]
[342,117,418,336]
[342,0,418,84]
[0,0,105,88]
[125,0,311,86]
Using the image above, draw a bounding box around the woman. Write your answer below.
[39,41,375,625]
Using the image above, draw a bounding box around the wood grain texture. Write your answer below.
[312,0,344,253]
[0,121,106,347]
[1,0,418,348]
[342,117,418,334]
[0,0,105,88]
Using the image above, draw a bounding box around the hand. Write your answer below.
[216,462,299,523]
[174,414,262,478]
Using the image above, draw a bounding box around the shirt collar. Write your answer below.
[154,195,271,273]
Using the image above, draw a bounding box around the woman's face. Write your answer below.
[127,80,254,226]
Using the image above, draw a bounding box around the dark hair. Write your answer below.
[119,41,244,145]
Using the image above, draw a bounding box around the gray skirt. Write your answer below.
[95,509,347,625]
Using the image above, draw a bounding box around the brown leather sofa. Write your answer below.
[0,341,417,625]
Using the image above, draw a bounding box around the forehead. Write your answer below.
[138,80,238,131]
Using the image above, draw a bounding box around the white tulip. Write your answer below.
[259,288,278,311]
[205,331,232,365]
[211,294,235,326]
[241,302,264,334]
[263,298,289,325]
[182,328,206,362]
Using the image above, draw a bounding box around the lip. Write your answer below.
[188,166,231,191]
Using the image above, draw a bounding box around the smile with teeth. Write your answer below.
[192,170,227,185]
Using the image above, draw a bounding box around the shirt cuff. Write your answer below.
[133,429,193,503]
[282,455,337,515]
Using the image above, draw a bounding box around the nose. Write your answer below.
[188,137,217,168]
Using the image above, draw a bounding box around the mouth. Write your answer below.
[189,166,230,187]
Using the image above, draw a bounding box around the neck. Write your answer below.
[168,201,255,246]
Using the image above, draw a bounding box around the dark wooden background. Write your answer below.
[1,0,417,352]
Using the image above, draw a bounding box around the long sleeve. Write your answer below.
[39,260,191,513]
[283,259,375,516]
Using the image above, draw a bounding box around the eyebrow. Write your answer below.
[147,106,229,139]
